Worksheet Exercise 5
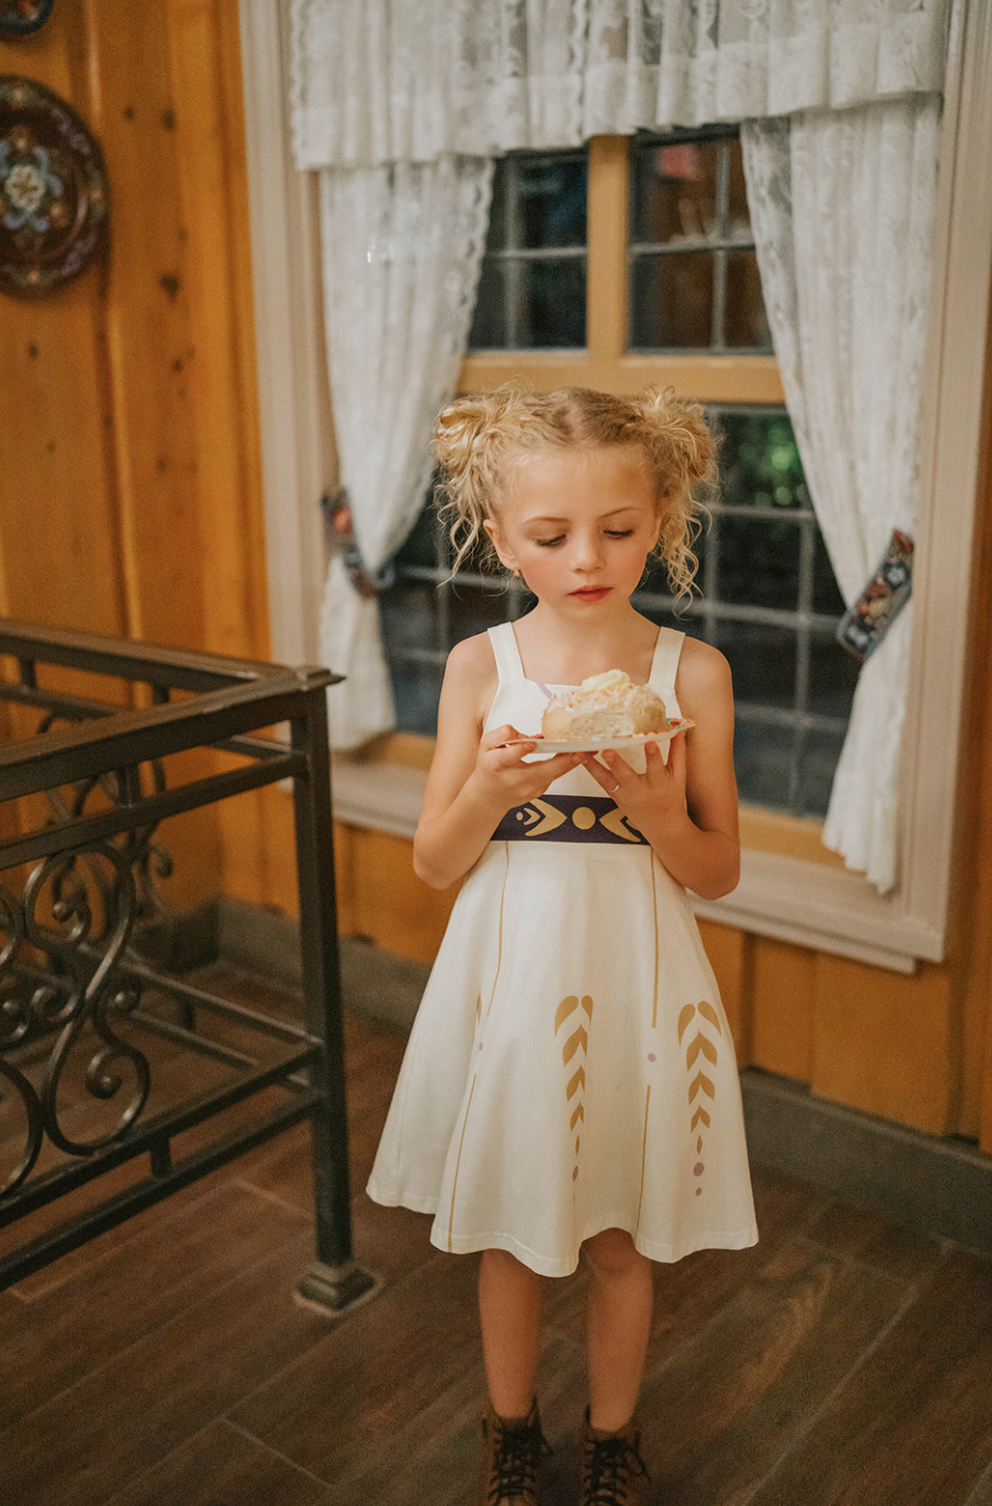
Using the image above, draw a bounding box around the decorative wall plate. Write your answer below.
[0,74,108,298]
[0,1,55,38]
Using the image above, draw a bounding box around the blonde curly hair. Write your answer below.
[432,385,715,603]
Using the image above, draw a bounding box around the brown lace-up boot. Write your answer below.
[579,1409,650,1506]
[480,1398,551,1505]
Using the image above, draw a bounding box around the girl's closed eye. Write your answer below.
[535,534,566,548]
[606,528,635,539]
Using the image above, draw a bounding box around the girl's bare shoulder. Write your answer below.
[675,634,733,715]
[439,629,499,726]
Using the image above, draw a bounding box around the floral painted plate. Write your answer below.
[0,75,108,298]
[0,1,56,37]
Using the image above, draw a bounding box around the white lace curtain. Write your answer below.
[314,158,491,748]
[742,101,942,891]
[291,0,951,167]
[290,0,952,887]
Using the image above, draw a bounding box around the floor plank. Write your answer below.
[636,1237,915,1505]
[230,1250,485,1485]
[745,1250,992,1506]
[0,1181,310,1428]
[2,1232,338,1506]
[102,1419,334,1506]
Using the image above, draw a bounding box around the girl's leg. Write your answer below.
[582,1228,654,1430]
[478,1247,543,1416]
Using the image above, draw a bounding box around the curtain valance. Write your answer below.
[290,0,953,170]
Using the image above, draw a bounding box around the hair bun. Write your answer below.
[434,397,491,477]
[638,387,715,490]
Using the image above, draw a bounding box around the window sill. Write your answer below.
[330,757,931,974]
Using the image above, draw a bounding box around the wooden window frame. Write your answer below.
[462,136,784,405]
[240,0,992,972]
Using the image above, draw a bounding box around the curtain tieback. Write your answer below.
[836,530,914,664]
[322,488,396,600]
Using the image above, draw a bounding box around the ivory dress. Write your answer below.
[367,622,757,1277]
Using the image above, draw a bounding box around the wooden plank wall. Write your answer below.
[0,0,275,910]
[1,2,990,1155]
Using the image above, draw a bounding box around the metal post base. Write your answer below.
[293,1259,383,1317]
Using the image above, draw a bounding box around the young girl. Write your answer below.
[367,386,757,1506]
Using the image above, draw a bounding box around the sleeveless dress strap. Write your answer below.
[649,627,685,696]
[487,622,525,684]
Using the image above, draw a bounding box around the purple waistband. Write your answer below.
[492,795,647,845]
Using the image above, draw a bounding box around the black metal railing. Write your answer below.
[0,618,376,1311]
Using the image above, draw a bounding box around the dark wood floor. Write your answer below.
[2,959,992,1506]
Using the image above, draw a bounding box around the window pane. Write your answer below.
[716,514,803,610]
[469,150,587,352]
[629,131,771,353]
[734,719,797,810]
[717,410,808,510]
[393,504,440,571]
[381,582,437,655]
[631,139,720,245]
[469,259,508,348]
[797,725,849,817]
[716,621,797,708]
[518,156,587,248]
[808,635,862,718]
[812,531,846,616]
[630,251,714,348]
[519,258,586,347]
[724,250,770,348]
[449,582,511,641]
[387,656,444,737]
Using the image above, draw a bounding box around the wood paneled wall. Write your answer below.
[0,0,271,909]
[2,2,991,1155]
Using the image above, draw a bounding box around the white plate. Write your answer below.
[502,719,694,754]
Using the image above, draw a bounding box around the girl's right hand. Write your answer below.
[471,723,583,805]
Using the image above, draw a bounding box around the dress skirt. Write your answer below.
[367,835,757,1278]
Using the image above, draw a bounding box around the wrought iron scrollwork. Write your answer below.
[1,839,151,1195]
[35,703,181,967]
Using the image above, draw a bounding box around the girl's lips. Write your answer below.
[570,587,611,602]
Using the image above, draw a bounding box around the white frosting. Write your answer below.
[542,670,669,739]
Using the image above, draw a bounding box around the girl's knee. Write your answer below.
[481,1247,533,1280]
[581,1228,649,1280]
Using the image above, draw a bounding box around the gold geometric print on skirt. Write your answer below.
[555,994,593,1184]
[678,1000,722,1201]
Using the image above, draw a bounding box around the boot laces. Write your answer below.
[584,1432,650,1506]
[488,1416,551,1503]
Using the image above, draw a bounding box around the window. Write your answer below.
[380,129,860,822]
[628,131,769,353]
[469,150,588,350]
[247,9,991,969]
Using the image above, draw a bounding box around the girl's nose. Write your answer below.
[572,531,604,571]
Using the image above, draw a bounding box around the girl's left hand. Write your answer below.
[580,731,688,832]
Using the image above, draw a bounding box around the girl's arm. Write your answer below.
[414,635,583,890]
[581,642,739,899]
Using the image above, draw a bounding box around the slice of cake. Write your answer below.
[541,669,670,740]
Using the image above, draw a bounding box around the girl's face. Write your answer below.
[483,444,661,614]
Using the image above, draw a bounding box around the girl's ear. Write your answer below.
[483,517,520,573]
